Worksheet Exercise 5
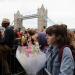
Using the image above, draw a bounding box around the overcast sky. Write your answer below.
[0,0,75,29]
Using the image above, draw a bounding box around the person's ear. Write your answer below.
[56,35,61,40]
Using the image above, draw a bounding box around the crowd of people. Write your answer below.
[0,18,75,75]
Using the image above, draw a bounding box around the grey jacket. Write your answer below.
[47,45,74,75]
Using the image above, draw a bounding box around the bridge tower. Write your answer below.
[37,4,47,30]
[14,11,23,29]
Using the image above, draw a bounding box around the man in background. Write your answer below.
[0,18,14,75]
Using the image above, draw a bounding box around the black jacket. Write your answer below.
[0,27,15,48]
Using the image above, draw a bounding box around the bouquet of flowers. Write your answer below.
[16,42,46,75]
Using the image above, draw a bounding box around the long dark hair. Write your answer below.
[46,24,69,48]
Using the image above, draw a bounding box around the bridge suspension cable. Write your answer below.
[43,16,56,25]
[10,20,14,26]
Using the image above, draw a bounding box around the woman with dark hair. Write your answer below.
[46,24,74,75]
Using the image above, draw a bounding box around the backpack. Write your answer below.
[58,45,75,75]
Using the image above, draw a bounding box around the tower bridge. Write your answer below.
[13,4,56,30]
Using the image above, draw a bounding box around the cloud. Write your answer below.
[0,0,17,2]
